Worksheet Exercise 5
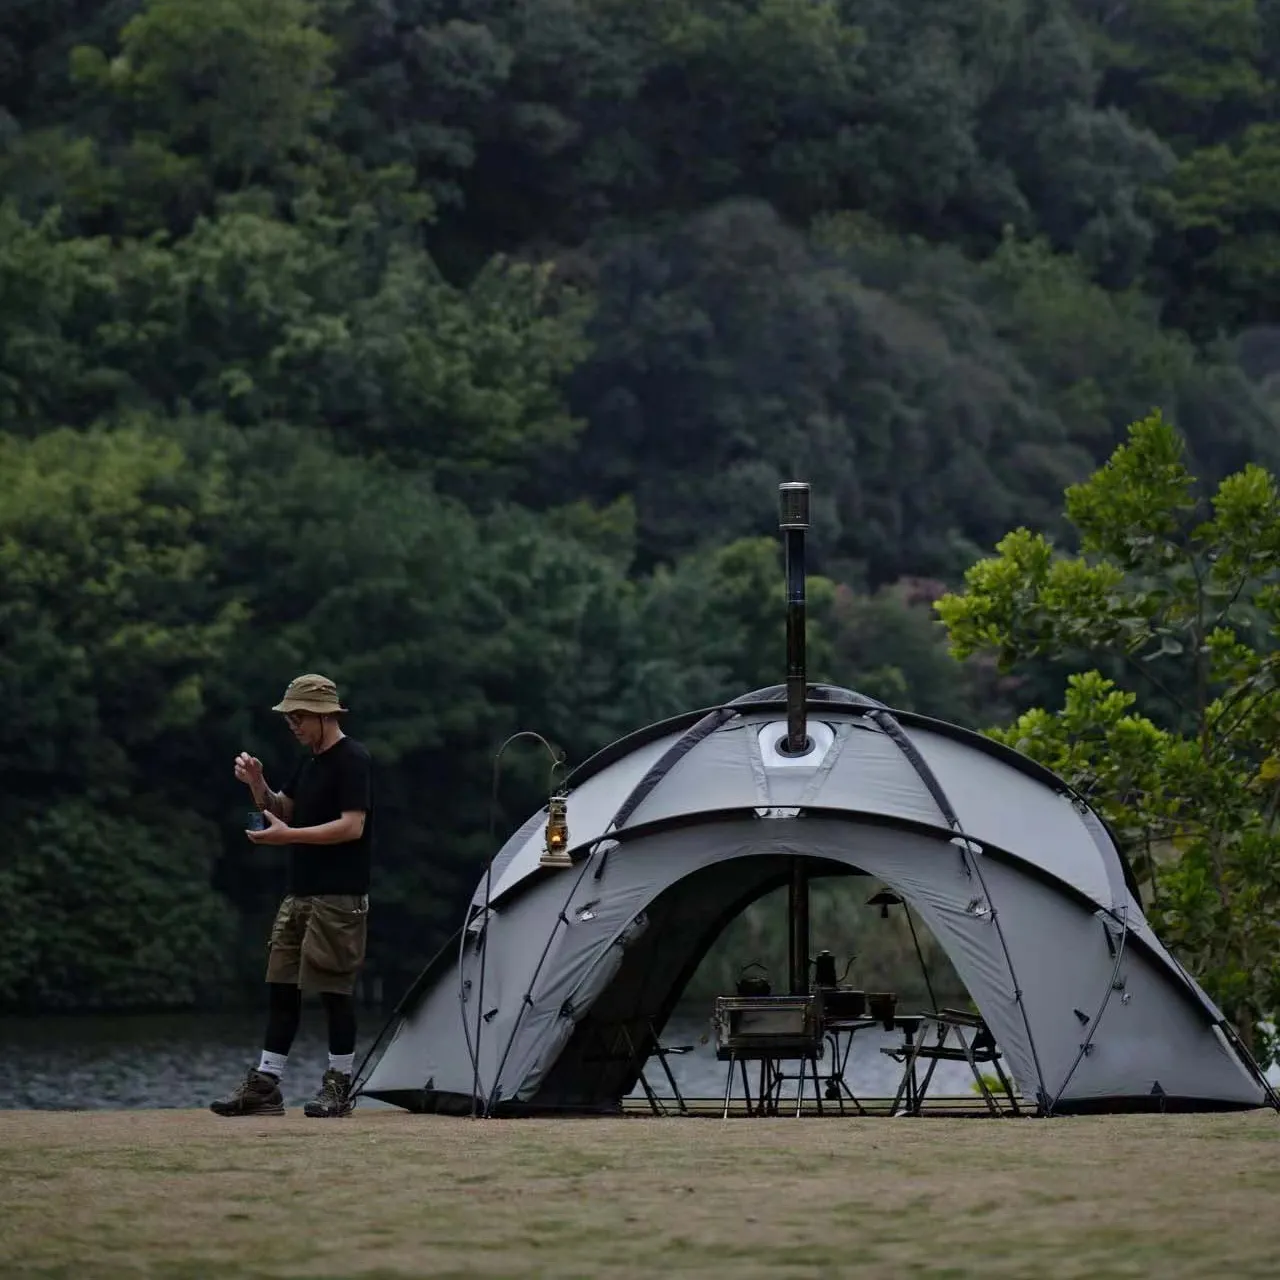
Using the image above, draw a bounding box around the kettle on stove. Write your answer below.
[735,961,771,997]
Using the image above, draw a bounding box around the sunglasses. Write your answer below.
[284,711,314,729]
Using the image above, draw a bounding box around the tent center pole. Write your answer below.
[788,857,810,995]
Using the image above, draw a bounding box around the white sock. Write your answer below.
[257,1050,288,1079]
[328,1052,355,1076]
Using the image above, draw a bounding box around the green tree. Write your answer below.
[1081,0,1269,148]
[0,199,590,500]
[1152,123,1280,338]
[935,410,1280,1062]
[0,422,244,1009]
[1074,0,1280,336]
[0,422,244,795]
[72,0,335,188]
[0,802,237,1010]
[827,578,985,724]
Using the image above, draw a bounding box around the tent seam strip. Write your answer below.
[868,708,1052,1114]
[609,707,740,832]
[561,694,1145,901]
[796,721,852,806]
[1048,905,1129,1112]
[482,850,603,1115]
[485,708,741,1108]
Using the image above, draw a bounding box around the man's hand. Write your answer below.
[237,752,294,822]
[234,752,266,793]
[246,809,293,845]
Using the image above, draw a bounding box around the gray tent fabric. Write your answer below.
[359,688,1273,1115]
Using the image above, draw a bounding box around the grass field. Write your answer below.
[2,1108,1279,1277]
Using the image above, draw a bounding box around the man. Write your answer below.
[210,673,375,1119]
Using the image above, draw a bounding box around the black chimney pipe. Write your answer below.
[779,482,812,996]
[778,482,810,756]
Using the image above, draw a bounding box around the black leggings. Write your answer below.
[263,983,357,1057]
[323,990,357,1056]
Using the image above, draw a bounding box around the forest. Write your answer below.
[2,0,1279,1046]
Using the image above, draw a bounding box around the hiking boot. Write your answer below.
[209,1068,285,1117]
[304,1068,354,1118]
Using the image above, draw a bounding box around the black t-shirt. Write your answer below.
[281,736,375,895]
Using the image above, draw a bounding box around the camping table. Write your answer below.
[719,1049,784,1117]
[717,1044,830,1117]
[821,1017,879,1114]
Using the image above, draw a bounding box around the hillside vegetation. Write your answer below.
[2,0,1279,1013]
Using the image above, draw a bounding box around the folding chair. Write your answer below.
[639,1019,694,1115]
[889,1008,1020,1115]
[582,1019,692,1115]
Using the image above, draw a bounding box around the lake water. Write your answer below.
[1,1009,984,1111]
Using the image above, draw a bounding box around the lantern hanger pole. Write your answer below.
[465,730,566,1118]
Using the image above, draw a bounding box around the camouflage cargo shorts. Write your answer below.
[265,894,369,995]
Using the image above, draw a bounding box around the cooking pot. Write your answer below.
[867,991,898,1030]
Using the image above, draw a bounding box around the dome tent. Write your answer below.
[355,682,1275,1117]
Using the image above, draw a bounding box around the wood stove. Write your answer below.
[713,993,825,1060]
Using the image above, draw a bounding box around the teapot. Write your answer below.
[810,949,855,988]
[735,961,771,997]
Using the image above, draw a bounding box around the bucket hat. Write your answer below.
[271,673,348,715]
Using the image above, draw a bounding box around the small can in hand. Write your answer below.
[246,810,267,833]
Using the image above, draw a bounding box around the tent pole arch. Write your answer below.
[865,709,1052,1109]
[482,847,605,1116]
[581,804,1262,1111]
[492,830,1069,1114]
[1049,904,1130,1112]
[349,923,463,1099]
[592,705,742,882]
[562,691,1146,902]
[485,800,1241,1048]
[483,708,750,1112]
[466,729,567,1117]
